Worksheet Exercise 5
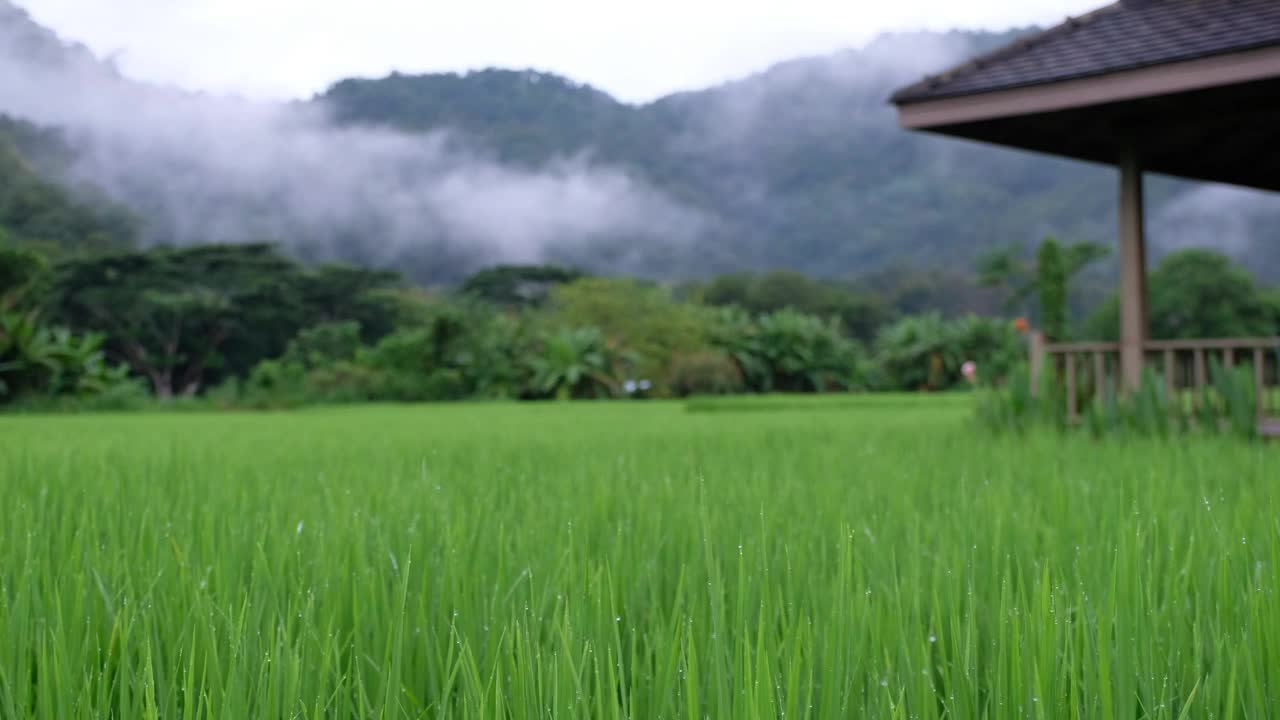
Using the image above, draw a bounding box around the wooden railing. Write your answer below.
[1029,334,1280,432]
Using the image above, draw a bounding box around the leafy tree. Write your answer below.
[294,264,403,342]
[1263,290,1280,335]
[241,322,372,408]
[1085,249,1272,340]
[211,262,401,387]
[1035,240,1066,341]
[547,278,709,390]
[0,240,46,308]
[858,266,1005,319]
[978,237,1109,339]
[47,245,302,398]
[359,328,467,402]
[45,244,405,398]
[360,299,533,401]
[698,270,890,343]
[283,321,365,368]
[460,264,585,309]
[976,248,1033,309]
[448,307,534,399]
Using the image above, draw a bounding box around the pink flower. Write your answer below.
[961,361,978,383]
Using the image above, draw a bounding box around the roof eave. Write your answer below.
[888,3,1120,106]
[894,44,1280,129]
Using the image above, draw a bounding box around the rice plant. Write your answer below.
[1,399,1277,718]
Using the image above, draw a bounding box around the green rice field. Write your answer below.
[1,396,1277,718]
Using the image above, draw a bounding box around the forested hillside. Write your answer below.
[2,0,1278,286]
[0,116,135,255]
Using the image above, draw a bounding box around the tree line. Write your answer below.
[5,236,1278,411]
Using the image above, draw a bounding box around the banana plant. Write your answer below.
[705,307,769,390]
[874,313,961,391]
[528,326,628,400]
[1,308,128,402]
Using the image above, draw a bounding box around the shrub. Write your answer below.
[240,359,310,408]
[303,361,382,404]
[423,369,467,402]
[365,328,436,377]
[285,321,364,367]
[4,377,151,413]
[949,315,1023,387]
[369,368,467,403]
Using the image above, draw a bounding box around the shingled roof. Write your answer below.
[892,0,1280,104]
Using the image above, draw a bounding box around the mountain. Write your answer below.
[1,0,1278,285]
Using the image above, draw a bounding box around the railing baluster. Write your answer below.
[1043,338,1279,427]
[1066,353,1077,423]
[1194,349,1207,409]
[1029,331,1045,398]
[1255,348,1265,422]
[1094,351,1105,404]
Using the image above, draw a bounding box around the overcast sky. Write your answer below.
[21,0,1101,102]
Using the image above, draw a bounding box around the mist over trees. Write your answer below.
[2,1,1278,287]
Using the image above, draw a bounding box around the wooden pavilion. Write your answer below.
[892,0,1280,428]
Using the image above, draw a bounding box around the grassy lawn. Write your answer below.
[1,397,1277,718]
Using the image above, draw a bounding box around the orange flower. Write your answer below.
[1014,317,1030,335]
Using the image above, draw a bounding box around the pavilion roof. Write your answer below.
[892,0,1280,106]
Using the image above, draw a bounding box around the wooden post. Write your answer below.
[1194,349,1207,409]
[1255,348,1266,422]
[1119,147,1148,395]
[1094,351,1105,404]
[1029,330,1046,398]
